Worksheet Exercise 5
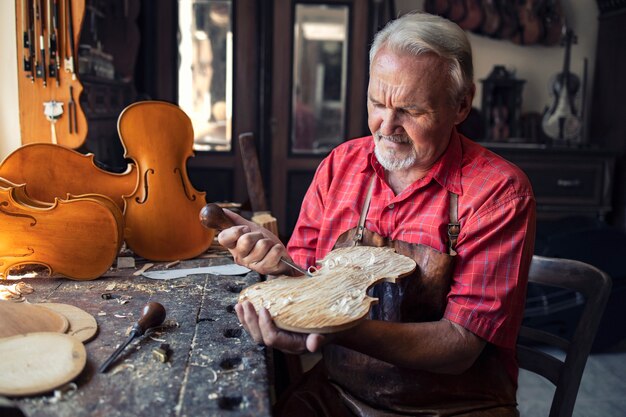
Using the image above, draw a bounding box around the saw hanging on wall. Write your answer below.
[15,0,87,148]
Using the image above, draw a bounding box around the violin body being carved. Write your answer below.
[0,180,122,280]
[118,101,215,261]
[238,246,416,333]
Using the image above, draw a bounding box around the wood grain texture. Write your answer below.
[37,302,98,343]
[118,101,215,261]
[239,246,416,333]
[0,332,86,396]
[0,182,123,280]
[0,301,69,338]
[0,143,137,211]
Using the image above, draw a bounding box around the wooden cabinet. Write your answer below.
[485,144,615,220]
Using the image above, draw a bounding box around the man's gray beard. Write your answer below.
[374,133,417,171]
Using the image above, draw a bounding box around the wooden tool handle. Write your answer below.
[135,302,166,335]
[199,203,235,231]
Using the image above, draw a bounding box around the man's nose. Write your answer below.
[379,110,402,136]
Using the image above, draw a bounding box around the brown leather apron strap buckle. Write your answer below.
[353,176,377,245]
[448,193,460,256]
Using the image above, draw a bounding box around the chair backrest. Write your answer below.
[517,255,612,417]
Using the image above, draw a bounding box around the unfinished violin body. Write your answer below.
[0,143,136,211]
[117,101,215,261]
[238,246,416,333]
[0,179,123,280]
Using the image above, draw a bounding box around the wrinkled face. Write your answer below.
[367,49,472,172]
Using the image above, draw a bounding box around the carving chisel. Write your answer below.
[98,302,166,373]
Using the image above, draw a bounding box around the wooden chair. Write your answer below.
[517,255,612,417]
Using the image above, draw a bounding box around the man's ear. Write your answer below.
[454,83,476,125]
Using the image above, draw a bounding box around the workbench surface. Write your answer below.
[8,252,272,417]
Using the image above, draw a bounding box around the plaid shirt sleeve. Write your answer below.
[444,175,536,350]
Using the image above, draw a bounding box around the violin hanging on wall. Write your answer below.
[542,27,582,143]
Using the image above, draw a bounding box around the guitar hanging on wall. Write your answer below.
[541,27,582,143]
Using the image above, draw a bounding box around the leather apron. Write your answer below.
[320,177,518,416]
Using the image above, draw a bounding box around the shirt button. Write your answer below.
[388,203,394,209]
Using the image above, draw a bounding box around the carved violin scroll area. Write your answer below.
[238,246,416,334]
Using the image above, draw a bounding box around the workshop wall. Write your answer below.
[0,1,600,159]
[0,1,20,160]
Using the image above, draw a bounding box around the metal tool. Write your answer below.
[199,203,313,277]
[98,302,166,373]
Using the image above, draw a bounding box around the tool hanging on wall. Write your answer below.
[47,0,60,86]
[34,0,47,86]
[43,100,63,143]
[64,0,76,80]
[68,85,77,134]
[21,0,33,81]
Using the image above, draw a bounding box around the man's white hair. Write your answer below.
[369,12,474,104]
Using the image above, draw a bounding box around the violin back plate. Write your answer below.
[0,143,136,211]
[238,246,416,333]
[118,101,214,261]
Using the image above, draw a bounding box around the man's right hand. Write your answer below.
[217,209,294,276]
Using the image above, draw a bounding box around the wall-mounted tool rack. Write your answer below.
[14,0,87,148]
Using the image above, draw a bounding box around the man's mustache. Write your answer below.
[375,132,411,144]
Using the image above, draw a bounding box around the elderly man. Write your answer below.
[219,12,535,417]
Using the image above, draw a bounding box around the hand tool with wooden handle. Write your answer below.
[98,302,166,373]
[199,203,312,277]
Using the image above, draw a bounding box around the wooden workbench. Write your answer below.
[9,253,272,417]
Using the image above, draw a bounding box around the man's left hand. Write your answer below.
[235,300,331,354]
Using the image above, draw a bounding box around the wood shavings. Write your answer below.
[105,283,117,291]
[165,260,180,269]
[48,382,77,404]
[149,335,167,343]
[116,295,133,305]
[133,263,155,276]
[0,281,34,301]
[97,311,107,316]
[114,314,128,318]
[110,363,135,375]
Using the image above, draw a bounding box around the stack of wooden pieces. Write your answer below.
[0,301,96,396]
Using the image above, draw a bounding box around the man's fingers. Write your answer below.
[217,225,251,249]
[240,301,263,343]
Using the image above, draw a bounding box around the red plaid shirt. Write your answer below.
[287,130,536,381]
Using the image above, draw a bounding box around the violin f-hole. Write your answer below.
[0,202,38,226]
[135,168,155,204]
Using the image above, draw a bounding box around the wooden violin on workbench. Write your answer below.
[117,101,215,261]
[0,178,122,280]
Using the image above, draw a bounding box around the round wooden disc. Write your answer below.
[0,332,87,396]
[0,301,69,339]
[37,303,98,343]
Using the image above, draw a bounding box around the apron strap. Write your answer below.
[353,176,376,245]
[448,192,460,256]
[353,175,461,256]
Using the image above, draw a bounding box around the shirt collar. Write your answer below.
[362,130,464,195]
